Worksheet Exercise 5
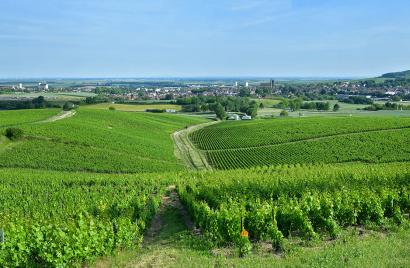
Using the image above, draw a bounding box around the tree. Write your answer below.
[280,110,288,117]
[239,88,251,97]
[63,102,75,111]
[259,102,265,109]
[164,94,174,100]
[333,103,340,112]
[214,103,226,120]
[289,98,303,111]
[32,96,46,108]
[246,101,259,117]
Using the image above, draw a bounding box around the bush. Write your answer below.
[145,109,164,113]
[280,110,288,117]
[5,128,24,140]
[63,102,76,111]
[108,106,116,111]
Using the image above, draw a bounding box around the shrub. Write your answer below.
[145,109,164,113]
[5,128,24,140]
[108,106,116,111]
[280,110,288,117]
[63,102,76,111]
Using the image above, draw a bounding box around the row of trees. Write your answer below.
[363,102,410,111]
[178,96,259,120]
[0,96,59,110]
[275,98,342,113]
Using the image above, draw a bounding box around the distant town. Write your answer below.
[1,72,410,103]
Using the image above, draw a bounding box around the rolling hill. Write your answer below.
[380,70,410,79]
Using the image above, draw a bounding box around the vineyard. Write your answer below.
[177,162,410,252]
[0,168,173,266]
[0,109,59,127]
[190,117,410,150]
[190,117,410,169]
[0,109,208,173]
[1,108,410,266]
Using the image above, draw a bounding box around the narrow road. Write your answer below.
[41,110,76,123]
[172,120,219,170]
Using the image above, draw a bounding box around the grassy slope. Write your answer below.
[0,108,59,127]
[0,108,208,173]
[86,103,182,111]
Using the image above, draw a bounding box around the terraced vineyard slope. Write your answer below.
[0,108,208,173]
[190,117,410,169]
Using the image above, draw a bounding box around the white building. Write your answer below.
[228,114,240,120]
[38,83,49,90]
[386,91,396,96]
[245,82,249,87]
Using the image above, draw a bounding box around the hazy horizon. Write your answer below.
[1,0,410,78]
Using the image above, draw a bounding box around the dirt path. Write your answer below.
[41,110,76,123]
[143,186,194,245]
[172,121,219,170]
[125,186,199,268]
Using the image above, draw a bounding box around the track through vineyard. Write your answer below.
[172,120,219,170]
[41,110,76,123]
[94,186,198,268]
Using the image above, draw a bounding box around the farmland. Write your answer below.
[0,168,171,266]
[1,107,410,267]
[190,117,410,169]
[86,103,182,112]
[0,109,59,127]
[0,109,208,173]
[178,162,410,250]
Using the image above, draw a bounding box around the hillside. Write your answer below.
[1,108,410,267]
[0,108,208,173]
[380,70,410,79]
[190,117,410,169]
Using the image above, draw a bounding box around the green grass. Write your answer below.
[190,117,410,169]
[0,108,59,127]
[0,108,208,173]
[258,100,410,118]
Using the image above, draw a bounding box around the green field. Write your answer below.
[0,92,96,101]
[190,117,410,169]
[258,100,410,118]
[0,109,59,127]
[87,103,182,112]
[2,163,410,267]
[0,108,207,173]
[1,107,410,267]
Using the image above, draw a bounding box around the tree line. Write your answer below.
[176,96,259,119]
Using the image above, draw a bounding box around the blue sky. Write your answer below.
[1,0,410,78]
